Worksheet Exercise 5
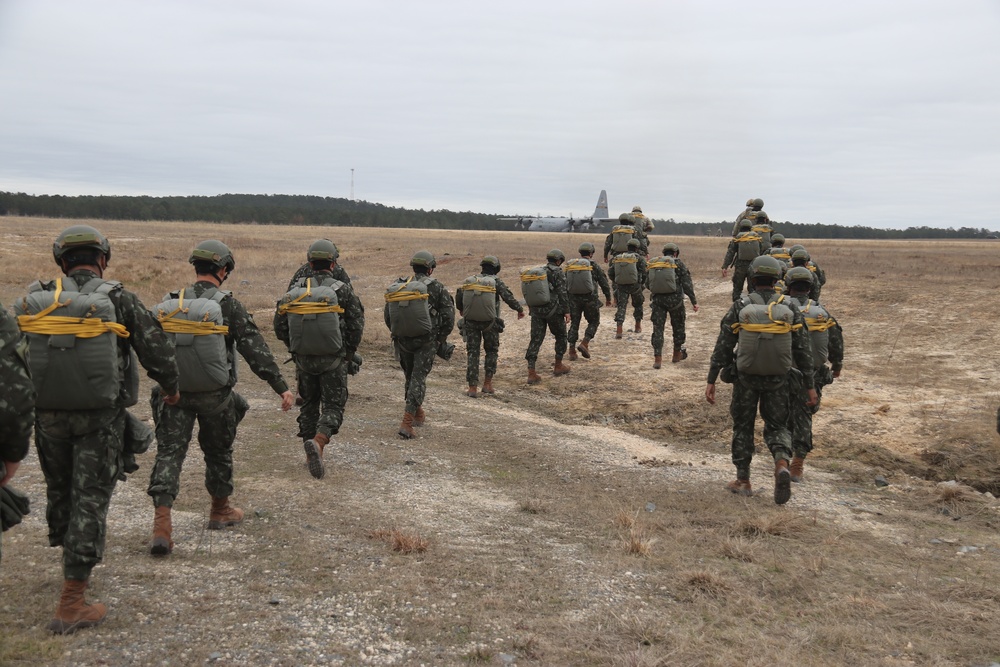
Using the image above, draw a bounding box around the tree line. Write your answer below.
[0,192,994,239]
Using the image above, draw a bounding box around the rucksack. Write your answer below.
[461,275,498,322]
[279,278,346,356]
[610,225,634,253]
[735,232,763,261]
[564,258,595,295]
[520,267,551,307]
[16,277,126,410]
[612,253,640,286]
[647,256,678,294]
[734,293,799,376]
[801,300,834,367]
[385,276,434,337]
[154,287,233,392]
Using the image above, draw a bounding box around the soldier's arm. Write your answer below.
[593,263,612,299]
[226,298,289,395]
[706,304,740,383]
[0,311,34,469]
[551,270,569,314]
[433,283,455,340]
[116,290,180,395]
[638,258,648,287]
[287,263,311,291]
[337,284,365,357]
[678,261,697,305]
[496,279,523,314]
[817,265,827,286]
[789,308,815,389]
[828,317,844,372]
[272,297,291,347]
[603,235,612,261]
[722,242,737,269]
[332,264,352,285]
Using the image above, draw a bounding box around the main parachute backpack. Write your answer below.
[279,278,346,356]
[735,232,763,261]
[385,276,433,337]
[610,225,634,254]
[461,275,498,322]
[733,293,799,376]
[520,267,551,307]
[801,300,835,367]
[647,256,678,294]
[612,253,640,286]
[16,277,127,410]
[564,258,595,295]
[154,287,232,392]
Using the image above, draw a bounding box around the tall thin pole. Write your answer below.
[350,168,355,201]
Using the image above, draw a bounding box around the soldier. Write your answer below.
[147,240,294,556]
[648,243,699,368]
[629,206,651,256]
[455,255,524,397]
[790,247,827,301]
[784,267,843,482]
[275,240,365,479]
[565,242,612,361]
[705,255,816,505]
[286,239,352,289]
[721,220,764,301]
[603,214,636,263]
[15,225,180,633]
[384,251,455,439]
[609,238,648,338]
[523,249,571,384]
[0,300,34,565]
[732,197,771,236]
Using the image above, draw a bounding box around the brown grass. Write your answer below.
[367,527,430,554]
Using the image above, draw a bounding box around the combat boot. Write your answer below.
[615,324,623,339]
[552,358,571,376]
[466,385,478,398]
[653,355,662,369]
[672,348,688,363]
[481,375,495,394]
[149,505,173,556]
[47,579,107,634]
[413,406,426,427]
[527,367,542,385]
[774,459,792,505]
[726,478,753,497]
[567,346,578,361]
[634,320,642,333]
[304,433,329,480]
[398,412,415,439]
[790,456,805,483]
[577,339,591,359]
[208,496,244,529]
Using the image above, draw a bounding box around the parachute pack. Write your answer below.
[564,258,595,295]
[279,278,346,356]
[520,267,551,307]
[154,287,233,392]
[647,256,678,294]
[612,253,640,286]
[385,276,434,337]
[801,300,835,367]
[461,275,498,322]
[610,225,635,253]
[733,293,799,376]
[735,232,763,261]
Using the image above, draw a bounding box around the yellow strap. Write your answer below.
[805,316,836,332]
[808,265,818,272]
[462,283,497,293]
[735,234,762,243]
[17,278,130,339]
[772,252,790,260]
[732,321,802,334]
[752,225,771,232]
[521,272,548,282]
[613,227,633,235]
[385,276,430,303]
[564,263,592,272]
[647,261,675,270]
[157,288,230,336]
[278,302,345,315]
[613,257,638,264]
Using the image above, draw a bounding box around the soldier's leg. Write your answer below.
[760,379,792,463]
[567,298,583,346]
[729,379,759,480]
[525,315,547,368]
[405,341,437,414]
[582,298,601,341]
[668,302,687,351]
[482,326,501,380]
[465,324,484,386]
[787,372,812,459]
[398,344,416,399]
[614,286,628,323]
[317,362,349,438]
[296,369,322,440]
[631,288,645,323]
[549,315,568,358]
[147,392,198,508]
[731,264,746,301]
[196,391,243,500]
[650,300,667,357]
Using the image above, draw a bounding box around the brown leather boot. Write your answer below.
[726,478,753,496]
[774,459,792,505]
[790,456,805,483]
[413,406,426,427]
[482,375,495,394]
[553,358,571,376]
[466,385,478,398]
[567,346,578,361]
[577,339,591,359]
[634,320,642,333]
[672,348,688,363]
[150,505,173,556]
[615,324,623,339]
[304,433,329,480]
[398,412,415,439]
[527,368,542,385]
[208,496,244,529]
[653,355,662,369]
[47,579,107,634]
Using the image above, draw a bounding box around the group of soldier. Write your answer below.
[0,201,845,634]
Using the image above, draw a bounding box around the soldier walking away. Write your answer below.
[565,242,612,361]
[704,255,816,505]
[15,225,181,633]
[521,249,571,384]
[629,206,652,256]
[384,251,455,438]
[790,246,827,301]
[275,240,365,479]
[784,267,843,482]
[456,256,524,397]
[609,238,648,337]
[732,197,771,237]
[721,220,764,301]
[648,243,699,368]
[603,214,636,263]
[148,240,293,556]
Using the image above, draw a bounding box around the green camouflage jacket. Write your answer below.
[274,271,366,360]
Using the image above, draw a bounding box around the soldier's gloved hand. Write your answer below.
[347,352,363,375]
[162,390,181,406]
[605,298,612,307]
[722,269,729,278]
[0,461,19,486]
[0,485,30,531]
[805,388,819,407]
[280,390,295,412]
[517,311,525,320]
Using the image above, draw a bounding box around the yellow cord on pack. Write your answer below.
[279,279,345,315]
[647,261,676,270]
[613,257,638,264]
[158,288,230,336]
[462,283,497,293]
[734,233,763,243]
[520,271,548,282]
[17,278,130,339]
[564,262,592,272]
[732,296,802,335]
[385,277,430,303]
[805,316,836,332]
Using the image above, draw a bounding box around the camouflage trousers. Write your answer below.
[788,367,831,458]
[464,319,501,386]
[731,260,752,301]
[147,387,249,507]
[525,313,568,368]
[295,355,349,440]
[395,336,437,415]
[568,294,602,344]
[729,374,791,479]
[649,294,686,355]
[613,284,644,323]
[34,406,126,581]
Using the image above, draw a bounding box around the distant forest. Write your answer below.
[0,191,995,239]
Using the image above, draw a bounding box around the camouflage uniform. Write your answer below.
[457,275,523,386]
[707,288,814,481]
[148,281,289,508]
[287,261,352,290]
[722,232,764,301]
[0,303,35,564]
[567,260,611,346]
[650,258,697,356]
[525,262,570,368]
[603,226,635,262]
[275,271,365,441]
[732,208,770,236]
[630,217,650,256]
[384,276,455,414]
[609,254,648,325]
[25,270,179,580]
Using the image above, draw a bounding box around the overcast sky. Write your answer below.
[1,0,998,229]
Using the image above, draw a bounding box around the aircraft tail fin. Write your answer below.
[592,190,609,219]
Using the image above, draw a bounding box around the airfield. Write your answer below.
[1,219,999,666]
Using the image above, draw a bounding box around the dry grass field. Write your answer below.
[1,217,1000,666]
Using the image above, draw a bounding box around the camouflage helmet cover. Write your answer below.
[785,266,814,286]
[480,255,500,269]
[546,248,566,262]
[662,242,679,255]
[749,255,783,279]
[578,242,596,255]
[632,205,643,214]
[739,219,753,230]
[752,198,764,208]
[307,238,339,261]
[618,212,634,222]
[770,233,786,245]
[410,250,437,269]
[791,247,811,262]
[789,244,806,255]
[53,225,112,264]
[626,238,640,249]
[190,240,235,272]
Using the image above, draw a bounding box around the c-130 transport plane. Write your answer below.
[501,190,617,232]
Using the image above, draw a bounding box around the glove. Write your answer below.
[0,485,30,531]
[347,351,363,375]
[436,340,455,360]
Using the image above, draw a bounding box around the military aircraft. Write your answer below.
[501,190,616,232]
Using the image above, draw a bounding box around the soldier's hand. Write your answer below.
[705,384,716,405]
[721,269,728,278]
[833,369,842,379]
[280,390,295,412]
[693,304,700,312]
[605,298,612,307]
[805,388,819,407]
[517,311,525,320]
[564,313,571,324]
[162,391,181,406]
[0,461,19,486]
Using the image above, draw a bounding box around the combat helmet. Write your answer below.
[410,250,436,269]
[546,248,566,263]
[662,242,679,256]
[790,247,811,263]
[785,266,814,287]
[739,219,753,230]
[752,198,764,209]
[626,238,640,250]
[480,255,500,270]
[618,212,633,223]
[190,240,235,272]
[53,225,111,265]
[770,233,786,246]
[632,205,643,214]
[788,244,805,255]
[307,239,339,262]
[578,242,596,255]
[749,255,783,280]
